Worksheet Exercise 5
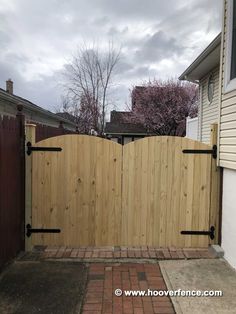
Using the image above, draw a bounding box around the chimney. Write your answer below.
[110,110,116,122]
[6,79,13,94]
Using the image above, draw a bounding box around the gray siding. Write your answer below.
[199,66,220,144]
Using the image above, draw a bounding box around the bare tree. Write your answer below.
[62,41,120,134]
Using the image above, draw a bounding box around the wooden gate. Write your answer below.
[31,135,122,247]
[28,127,220,248]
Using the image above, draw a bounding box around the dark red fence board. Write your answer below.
[0,115,25,269]
[35,124,76,142]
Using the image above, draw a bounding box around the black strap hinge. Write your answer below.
[181,226,215,240]
[26,224,61,237]
[182,145,217,159]
[27,142,62,155]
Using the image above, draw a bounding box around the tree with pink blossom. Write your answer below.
[126,79,198,136]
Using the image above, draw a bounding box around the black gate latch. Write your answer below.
[182,145,217,159]
[181,226,215,240]
[27,142,62,155]
[26,224,61,237]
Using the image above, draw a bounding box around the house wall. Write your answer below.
[198,66,220,143]
[220,0,236,270]
[222,168,236,269]
[219,0,236,170]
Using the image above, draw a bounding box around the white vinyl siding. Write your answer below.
[199,66,220,143]
[186,117,198,140]
[219,0,236,170]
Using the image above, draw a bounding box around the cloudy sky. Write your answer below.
[0,0,222,113]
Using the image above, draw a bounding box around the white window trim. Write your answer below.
[224,0,236,93]
[207,73,214,105]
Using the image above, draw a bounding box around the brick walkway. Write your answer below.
[16,246,217,313]
[18,247,216,313]
[82,263,175,314]
[38,246,214,260]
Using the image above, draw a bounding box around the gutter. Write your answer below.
[105,132,152,136]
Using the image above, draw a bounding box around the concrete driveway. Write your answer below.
[0,261,87,314]
[160,259,236,314]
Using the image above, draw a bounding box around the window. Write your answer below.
[207,74,214,103]
[225,0,236,92]
[231,0,236,80]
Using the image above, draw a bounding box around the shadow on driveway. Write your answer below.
[0,261,87,314]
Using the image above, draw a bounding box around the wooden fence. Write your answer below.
[35,124,76,142]
[29,125,220,248]
[0,113,25,269]
[0,112,76,268]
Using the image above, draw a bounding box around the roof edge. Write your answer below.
[0,89,76,126]
[105,132,149,135]
[179,33,221,81]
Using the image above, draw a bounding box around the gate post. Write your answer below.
[209,123,221,244]
[16,105,26,251]
[25,124,36,251]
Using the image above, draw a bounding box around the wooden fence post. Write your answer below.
[25,124,36,251]
[16,105,26,250]
[209,123,221,245]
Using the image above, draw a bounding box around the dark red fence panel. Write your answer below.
[0,115,76,269]
[35,124,76,142]
[0,114,25,269]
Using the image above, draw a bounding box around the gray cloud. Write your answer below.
[95,0,188,22]
[93,16,110,27]
[0,58,61,111]
[0,0,222,111]
[135,31,184,63]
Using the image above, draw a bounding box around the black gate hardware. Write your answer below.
[182,145,217,159]
[181,226,215,240]
[27,142,62,155]
[26,224,61,237]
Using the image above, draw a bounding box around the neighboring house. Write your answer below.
[180,0,236,269]
[0,79,76,131]
[105,110,149,145]
[179,34,221,143]
[105,83,195,143]
[55,111,77,124]
[185,116,198,140]
[105,86,167,144]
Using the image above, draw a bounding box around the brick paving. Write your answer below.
[36,246,215,260]
[15,245,217,313]
[17,247,216,313]
[82,263,175,314]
